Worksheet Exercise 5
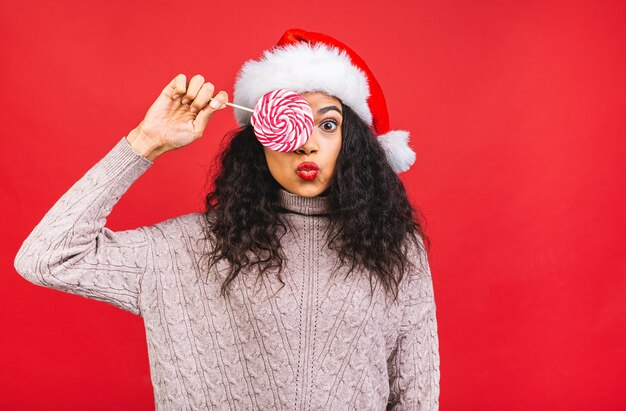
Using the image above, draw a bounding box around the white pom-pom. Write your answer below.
[376,130,416,173]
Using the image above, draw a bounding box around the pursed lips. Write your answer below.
[296,161,320,171]
[295,162,320,181]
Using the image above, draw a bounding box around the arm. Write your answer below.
[14,73,229,316]
[14,137,155,315]
[387,239,441,410]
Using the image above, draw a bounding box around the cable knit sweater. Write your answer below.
[14,137,440,410]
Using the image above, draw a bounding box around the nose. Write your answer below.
[294,133,318,155]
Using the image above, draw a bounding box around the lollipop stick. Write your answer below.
[225,102,254,113]
[208,97,254,113]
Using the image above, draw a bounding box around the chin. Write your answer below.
[289,184,327,198]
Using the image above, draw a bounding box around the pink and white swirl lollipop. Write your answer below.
[210,89,314,152]
[250,89,314,152]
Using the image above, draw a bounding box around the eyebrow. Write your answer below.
[317,105,342,116]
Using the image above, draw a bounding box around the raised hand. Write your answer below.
[126,74,229,161]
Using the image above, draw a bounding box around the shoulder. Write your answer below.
[141,212,208,240]
[135,212,214,260]
[399,235,435,304]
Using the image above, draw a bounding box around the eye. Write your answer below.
[320,119,338,132]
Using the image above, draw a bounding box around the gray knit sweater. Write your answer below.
[14,137,440,410]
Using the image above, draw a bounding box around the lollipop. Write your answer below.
[250,89,314,152]
[212,89,314,152]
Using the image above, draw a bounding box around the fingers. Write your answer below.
[194,90,229,131]
[163,74,187,100]
[182,74,205,105]
[190,81,215,113]
[163,73,228,121]
[163,74,206,103]
[210,90,229,112]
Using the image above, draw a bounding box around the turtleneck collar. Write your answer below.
[278,188,330,216]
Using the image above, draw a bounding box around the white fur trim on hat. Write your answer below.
[233,42,372,126]
[377,130,416,173]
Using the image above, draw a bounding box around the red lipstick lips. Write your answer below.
[297,162,320,171]
[296,161,320,181]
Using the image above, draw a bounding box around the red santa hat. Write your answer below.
[232,28,416,174]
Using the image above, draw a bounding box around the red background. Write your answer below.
[2,0,625,409]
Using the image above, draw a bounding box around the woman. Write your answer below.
[15,29,440,410]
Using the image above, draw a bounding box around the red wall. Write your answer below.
[2,0,624,409]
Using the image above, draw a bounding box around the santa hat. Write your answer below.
[232,28,416,174]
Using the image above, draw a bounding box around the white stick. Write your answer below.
[225,102,254,113]
[209,98,254,113]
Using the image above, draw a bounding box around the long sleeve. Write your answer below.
[387,239,441,410]
[14,137,154,316]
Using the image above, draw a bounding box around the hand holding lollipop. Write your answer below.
[127,74,314,161]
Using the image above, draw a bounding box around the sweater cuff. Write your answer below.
[99,137,154,182]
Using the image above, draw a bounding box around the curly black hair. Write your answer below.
[202,101,430,304]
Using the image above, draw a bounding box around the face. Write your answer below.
[263,91,343,197]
